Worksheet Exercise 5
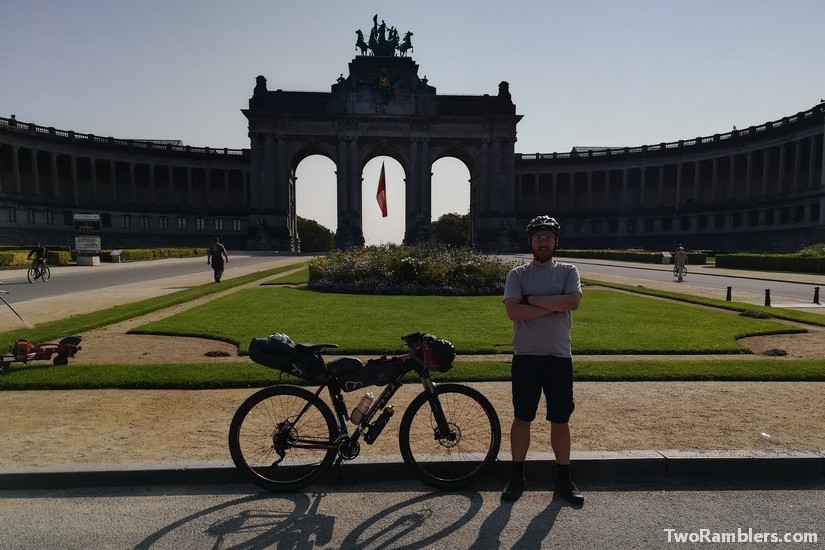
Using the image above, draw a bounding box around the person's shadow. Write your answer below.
[471,496,567,549]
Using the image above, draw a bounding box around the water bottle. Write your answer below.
[350,392,374,424]
[363,405,395,444]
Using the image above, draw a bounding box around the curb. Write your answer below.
[2,451,823,490]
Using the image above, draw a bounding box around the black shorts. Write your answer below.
[511,354,575,423]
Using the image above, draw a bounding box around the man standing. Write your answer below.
[501,215,584,505]
[207,237,228,283]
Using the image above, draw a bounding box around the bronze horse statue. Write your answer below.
[398,31,413,56]
[355,30,368,55]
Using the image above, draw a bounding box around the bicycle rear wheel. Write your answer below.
[399,383,501,490]
[41,266,50,282]
[229,384,339,492]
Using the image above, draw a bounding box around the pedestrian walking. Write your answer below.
[207,237,228,282]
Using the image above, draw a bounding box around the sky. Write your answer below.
[3,0,825,245]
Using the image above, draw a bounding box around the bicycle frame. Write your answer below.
[282,349,452,461]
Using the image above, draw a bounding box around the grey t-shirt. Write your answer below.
[503,261,582,357]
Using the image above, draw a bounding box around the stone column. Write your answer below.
[50,152,59,197]
[777,144,787,195]
[129,162,136,202]
[569,171,576,210]
[109,159,117,202]
[167,165,175,203]
[808,136,818,191]
[792,140,802,193]
[711,158,719,202]
[639,166,646,208]
[693,160,701,203]
[223,168,230,207]
[31,149,41,196]
[621,168,628,209]
[148,164,156,204]
[11,145,21,194]
[186,167,193,205]
[727,155,736,200]
[90,158,98,202]
[657,165,665,206]
[587,171,593,209]
[551,172,557,209]
[675,162,683,208]
[204,168,211,207]
[533,173,540,209]
[604,170,610,209]
[745,152,753,197]
[70,155,78,205]
[762,148,771,196]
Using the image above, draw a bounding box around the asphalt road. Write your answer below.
[2,479,822,549]
[0,252,309,305]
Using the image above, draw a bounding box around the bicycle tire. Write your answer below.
[27,266,37,283]
[398,383,501,490]
[228,384,339,492]
[41,266,50,282]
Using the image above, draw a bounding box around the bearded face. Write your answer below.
[530,231,557,263]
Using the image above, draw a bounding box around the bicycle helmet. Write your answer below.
[526,215,561,237]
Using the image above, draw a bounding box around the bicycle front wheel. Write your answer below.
[229,384,339,492]
[27,267,37,283]
[399,383,501,490]
[41,266,50,282]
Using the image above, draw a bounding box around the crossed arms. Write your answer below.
[504,292,582,321]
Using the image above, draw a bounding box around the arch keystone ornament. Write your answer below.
[243,18,522,251]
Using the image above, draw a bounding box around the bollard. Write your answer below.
[764,289,771,307]
[815,286,821,305]
[726,286,732,301]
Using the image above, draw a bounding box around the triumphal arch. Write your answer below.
[243,16,522,251]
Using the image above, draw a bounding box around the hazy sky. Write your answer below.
[3,1,824,244]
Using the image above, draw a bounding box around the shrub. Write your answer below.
[309,242,518,295]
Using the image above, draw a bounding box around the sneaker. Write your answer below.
[554,477,584,506]
[501,473,527,501]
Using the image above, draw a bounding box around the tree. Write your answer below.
[297,217,334,252]
[431,213,470,247]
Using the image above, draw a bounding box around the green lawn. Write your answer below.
[1,270,821,390]
[131,287,801,355]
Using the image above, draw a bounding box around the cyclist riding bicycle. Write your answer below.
[673,244,688,282]
[27,241,47,277]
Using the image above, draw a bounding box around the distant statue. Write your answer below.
[355,30,368,55]
[253,75,268,96]
[364,15,413,57]
[398,31,413,56]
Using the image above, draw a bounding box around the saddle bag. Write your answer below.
[248,333,327,383]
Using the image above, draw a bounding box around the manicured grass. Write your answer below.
[132,287,801,355]
[2,358,824,390]
[262,267,309,285]
[1,266,821,390]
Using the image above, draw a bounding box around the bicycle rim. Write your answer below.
[27,267,36,283]
[41,267,50,281]
[399,383,501,490]
[228,385,338,492]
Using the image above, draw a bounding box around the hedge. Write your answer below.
[716,254,825,274]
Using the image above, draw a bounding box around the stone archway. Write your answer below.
[243,34,522,251]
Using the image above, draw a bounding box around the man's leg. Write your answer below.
[551,421,584,505]
[550,421,570,464]
[502,418,531,501]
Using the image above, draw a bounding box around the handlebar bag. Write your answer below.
[248,334,326,383]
